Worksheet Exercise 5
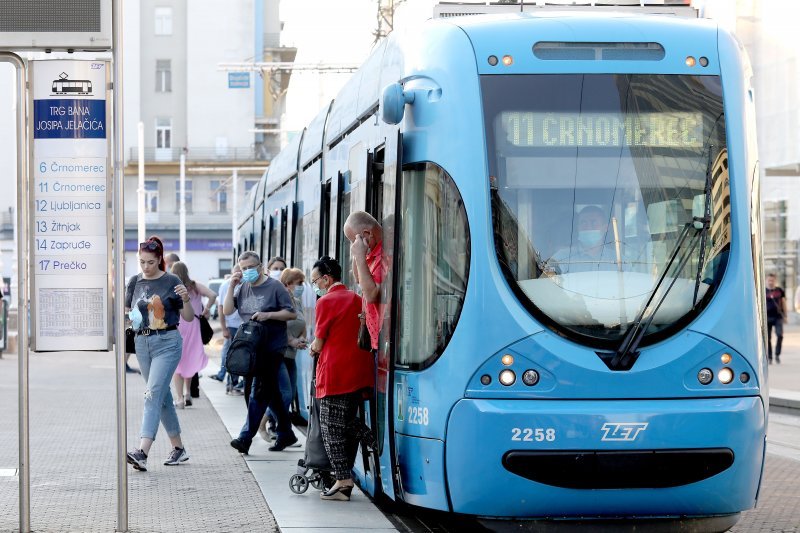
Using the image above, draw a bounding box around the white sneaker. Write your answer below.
[163,447,189,466]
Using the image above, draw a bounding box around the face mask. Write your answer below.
[128,307,143,329]
[293,285,304,298]
[268,270,282,280]
[314,286,327,298]
[242,268,260,283]
[578,230,604,248]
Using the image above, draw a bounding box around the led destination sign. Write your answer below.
[500,111,704,148]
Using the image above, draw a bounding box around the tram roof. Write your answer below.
[267,131,303,191]
[439,12,720,75]
[447,11,719,44]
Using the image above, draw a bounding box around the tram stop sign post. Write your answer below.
[30,60,111,351]
[2,1,127,531]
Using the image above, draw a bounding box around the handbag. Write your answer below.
[225,320,264,377]
[196,314,213,344]
[125,327,136,354]
[357,312,372,351]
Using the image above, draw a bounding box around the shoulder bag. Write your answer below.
[125,327,136,354]
[196,314,213,344]
[125,274,143,354]
[357,312,372,351]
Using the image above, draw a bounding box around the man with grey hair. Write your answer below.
[343,211,384,351]
[224,250,298,453]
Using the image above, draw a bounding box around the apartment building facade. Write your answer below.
[123,0,292,282]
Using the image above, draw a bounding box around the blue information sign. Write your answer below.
[228,72,250,89]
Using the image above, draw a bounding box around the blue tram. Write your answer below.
[238,7,764,529]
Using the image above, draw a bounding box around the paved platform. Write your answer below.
[202,368,396,533]
[0,349,278,533]
[1,323,800,532]
[766,323,800,412]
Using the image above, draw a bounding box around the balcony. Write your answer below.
[128,146,273,163]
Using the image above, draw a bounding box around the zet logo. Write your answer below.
[600,422,648,441]
[51,72,93,96]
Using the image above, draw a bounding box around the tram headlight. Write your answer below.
[720,353,732,364]
[685,56,696,67]
[501,354,514,366]
[488,55,499,66]
[740,372,750,384]
[499,369,516,386]
[502,55,513,66]
[718,367,734,384]
[522,369,539,386]
[480,374,492,385]
[697,368,713,385]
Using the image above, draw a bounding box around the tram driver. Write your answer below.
[549,205,620,275]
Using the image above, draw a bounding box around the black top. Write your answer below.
[125,273,184,330]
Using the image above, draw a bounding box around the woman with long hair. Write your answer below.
[169,261,216,407]
[124,236,195,471]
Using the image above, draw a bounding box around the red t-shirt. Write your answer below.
[314,284,375,398]
[364,241,386,350]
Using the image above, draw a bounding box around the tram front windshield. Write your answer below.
[482,74,730,348]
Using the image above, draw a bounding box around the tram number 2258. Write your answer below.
[511,427,556,442]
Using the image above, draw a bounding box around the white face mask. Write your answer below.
[268,270,282,280]
[578,229,604,248]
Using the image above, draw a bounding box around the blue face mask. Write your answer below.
[128,307,143,329]
[578,230,604,248]
[242,268,260,283]
[293,285,304,298]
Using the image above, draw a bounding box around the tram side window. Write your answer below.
[396,163,470,368]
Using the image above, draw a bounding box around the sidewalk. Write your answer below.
[766,322,800,410]
[0,349,277,533]
[201,338,397,533]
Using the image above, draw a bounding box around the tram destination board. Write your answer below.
[30,60,111,351]
[0,0,112,50]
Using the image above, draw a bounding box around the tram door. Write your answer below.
[319,180,332,257]
[366,132,402,500]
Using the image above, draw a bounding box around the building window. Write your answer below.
[156,117,171,149]
[145,180,159,213]
[210,179,227,213]
[219,258,232,277]
[175,179,193,213]
[155,7,173,35]
[156,60,171,92]
[244,180,258,193]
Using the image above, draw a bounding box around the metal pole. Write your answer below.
[232,169,238,255]
[1,50,30,533]
[179,153,186,260]
[137,122,145,243]
[112,0,129,530]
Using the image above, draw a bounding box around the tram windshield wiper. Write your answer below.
[607,220,704,370]
[607,148,716,371]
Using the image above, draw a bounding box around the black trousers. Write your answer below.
[767,317,784,358]
[239,350,292,442]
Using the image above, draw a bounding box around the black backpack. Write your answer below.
[225,320,264,377]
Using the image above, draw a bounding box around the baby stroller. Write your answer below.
[289,373,335,494]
